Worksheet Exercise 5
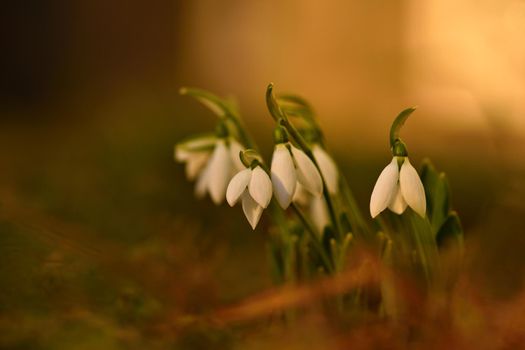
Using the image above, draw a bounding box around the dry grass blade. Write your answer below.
[213,256,380,324]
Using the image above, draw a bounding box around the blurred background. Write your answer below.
[0,1,524,348]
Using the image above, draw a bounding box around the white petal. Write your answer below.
[248,166,273,208]
[399,158,426,217]
[292,182,310,206]
[175,147,191,162]
[206,140,232,205]
[387,183,408,215]
[226,169,251,206]
[290,145,323,196]
[312,145,339,194]
[270,144,297,209]
[370,157,399,218]
[242,192,264,230]
[310,195,330,234]
[185,152,211,180]
[195,161,211,198]
[228,139,245,172]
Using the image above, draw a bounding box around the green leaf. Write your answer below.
[420,159,451,236]
[339,212,353,234]
[277,94,314,118]
[180,87,232,118]
[436,211,464,248]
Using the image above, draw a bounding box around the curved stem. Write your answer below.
[389,107,417,148]
[281,118,341,239]
[226,113,256,150]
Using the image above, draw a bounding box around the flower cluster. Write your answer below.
[175,135,244,205]
[175,87,463,320]
[175,86,428,232]
[227,164,272,229]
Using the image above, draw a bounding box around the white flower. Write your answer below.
[310,195,330,234]
[270,143,323,209]
[370,157,426,218]
[312,144,339,194]
[175,136,245,205]
[293,183,330,235]
[226,166,273,229]
[175,135,216,180]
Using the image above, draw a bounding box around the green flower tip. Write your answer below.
[240,149,263,168]
[392,140,408,157]
[273,125,289,144]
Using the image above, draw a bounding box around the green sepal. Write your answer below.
[239,149,263,168]
[273,125,289,144]
[392,141,408,157]
[420,159,451,236]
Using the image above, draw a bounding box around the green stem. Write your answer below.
[281,118,341,240]
[395,211,441,291]
[266,83,341,239]
[226,113,256,150]
[291,203,334,273]
[339,174,371,240]
[389,107,417,148]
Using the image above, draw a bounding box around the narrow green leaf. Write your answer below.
[420,159,451,235]
[277,94,314,118]
[436,211,464,248]
[339,212,353,234]
[180,87,231,118]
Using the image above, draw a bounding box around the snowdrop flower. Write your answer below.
[310,195,330,234]
[271,142,323,209]
[293,183,330,234]
[370,156,426,218]
[175,136,245,205]
[312,144,339,194]
[175,135,216,180]
[226,165,273,229]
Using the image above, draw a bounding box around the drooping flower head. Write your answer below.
[175,132,244,205]
[270,127,323,209]
[370,156,426,218]
[226,151,272,229]
[312,144,339,195]
[370,108,426,218]
[293,182,330,235]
